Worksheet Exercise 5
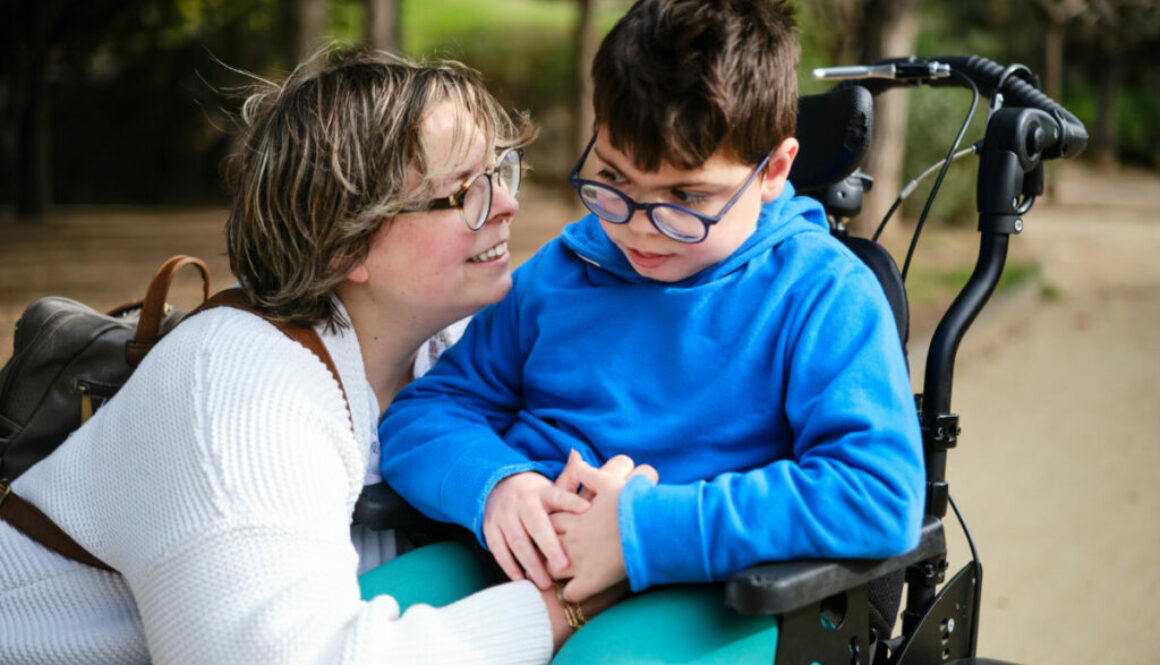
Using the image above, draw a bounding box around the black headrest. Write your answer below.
[789,85,874,191]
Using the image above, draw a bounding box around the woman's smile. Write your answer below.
[468,240,509,264]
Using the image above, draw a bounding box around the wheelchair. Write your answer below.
[354,54,1089,665]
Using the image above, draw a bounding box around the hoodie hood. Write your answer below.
[560,181,829,286]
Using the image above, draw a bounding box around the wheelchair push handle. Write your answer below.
[817,55,1089,523]
[817,54,1088,162]
[939,55,1087,160]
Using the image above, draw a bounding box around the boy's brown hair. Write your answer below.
[224,49,534,329]
[592,0,799,171]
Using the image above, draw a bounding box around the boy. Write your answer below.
[380,0,923,620]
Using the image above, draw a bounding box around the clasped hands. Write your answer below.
[482,450,658,604]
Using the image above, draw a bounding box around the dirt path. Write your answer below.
[1,162,1156,663]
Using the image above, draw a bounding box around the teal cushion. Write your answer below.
[552,585,778,664]
[358,541,494,611]
[361,543,778,664]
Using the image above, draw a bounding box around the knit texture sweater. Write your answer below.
[0,306,551,664]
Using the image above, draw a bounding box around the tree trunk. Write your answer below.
[815,0,864,66]
[289,0,329,67]
[1044,19,1065,102]
[1092,46,1121,168]
[574,0,597,158]
[1034,0,1087,101]
[365,0,400,53]
[1035,0,1087,199]
[857,0,920,235]
[16,1,51,221]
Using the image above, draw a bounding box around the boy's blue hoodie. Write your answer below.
[381,185,924,591]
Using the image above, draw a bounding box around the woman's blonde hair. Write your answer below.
[224,48,535,328]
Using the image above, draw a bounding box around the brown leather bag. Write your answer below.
[0,255,350,571]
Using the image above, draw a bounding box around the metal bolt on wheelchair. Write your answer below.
[352,53,1088,665]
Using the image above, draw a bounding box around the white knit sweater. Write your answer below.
[0,307,551,664]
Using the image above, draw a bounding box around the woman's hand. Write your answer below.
[483,471,590,590]
[541,578,630,652]
[551,452,658,603]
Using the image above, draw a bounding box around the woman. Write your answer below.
[0,50,622,664]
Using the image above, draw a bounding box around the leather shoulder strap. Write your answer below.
[0,480,115,572]
[126,255,211,367]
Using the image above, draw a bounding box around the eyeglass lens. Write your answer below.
[577,182,706,242]
[462,149,522,230]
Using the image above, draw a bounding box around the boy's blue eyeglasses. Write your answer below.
[400,147,523,231]
[567,135,771,244]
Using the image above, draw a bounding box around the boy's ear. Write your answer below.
[759,137,799,203]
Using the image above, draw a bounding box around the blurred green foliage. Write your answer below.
[1117,91,1160,167]
[325,0,634,111]
[402,0,582,110]
[2,0,1157,212]
[906,258,1040,303]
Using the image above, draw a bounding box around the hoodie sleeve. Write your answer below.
[380,276,547,543]
[617,256,925,591]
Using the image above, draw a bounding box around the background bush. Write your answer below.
[2,0,1156,220]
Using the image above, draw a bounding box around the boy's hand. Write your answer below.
[555,450,657,501]
[483,471,590,590]
[551,454,658,603]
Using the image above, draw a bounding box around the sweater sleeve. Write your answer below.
[380,279,544,542]
[115,314,552,665]
[140,543,552,665]
[617,262,925,591]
